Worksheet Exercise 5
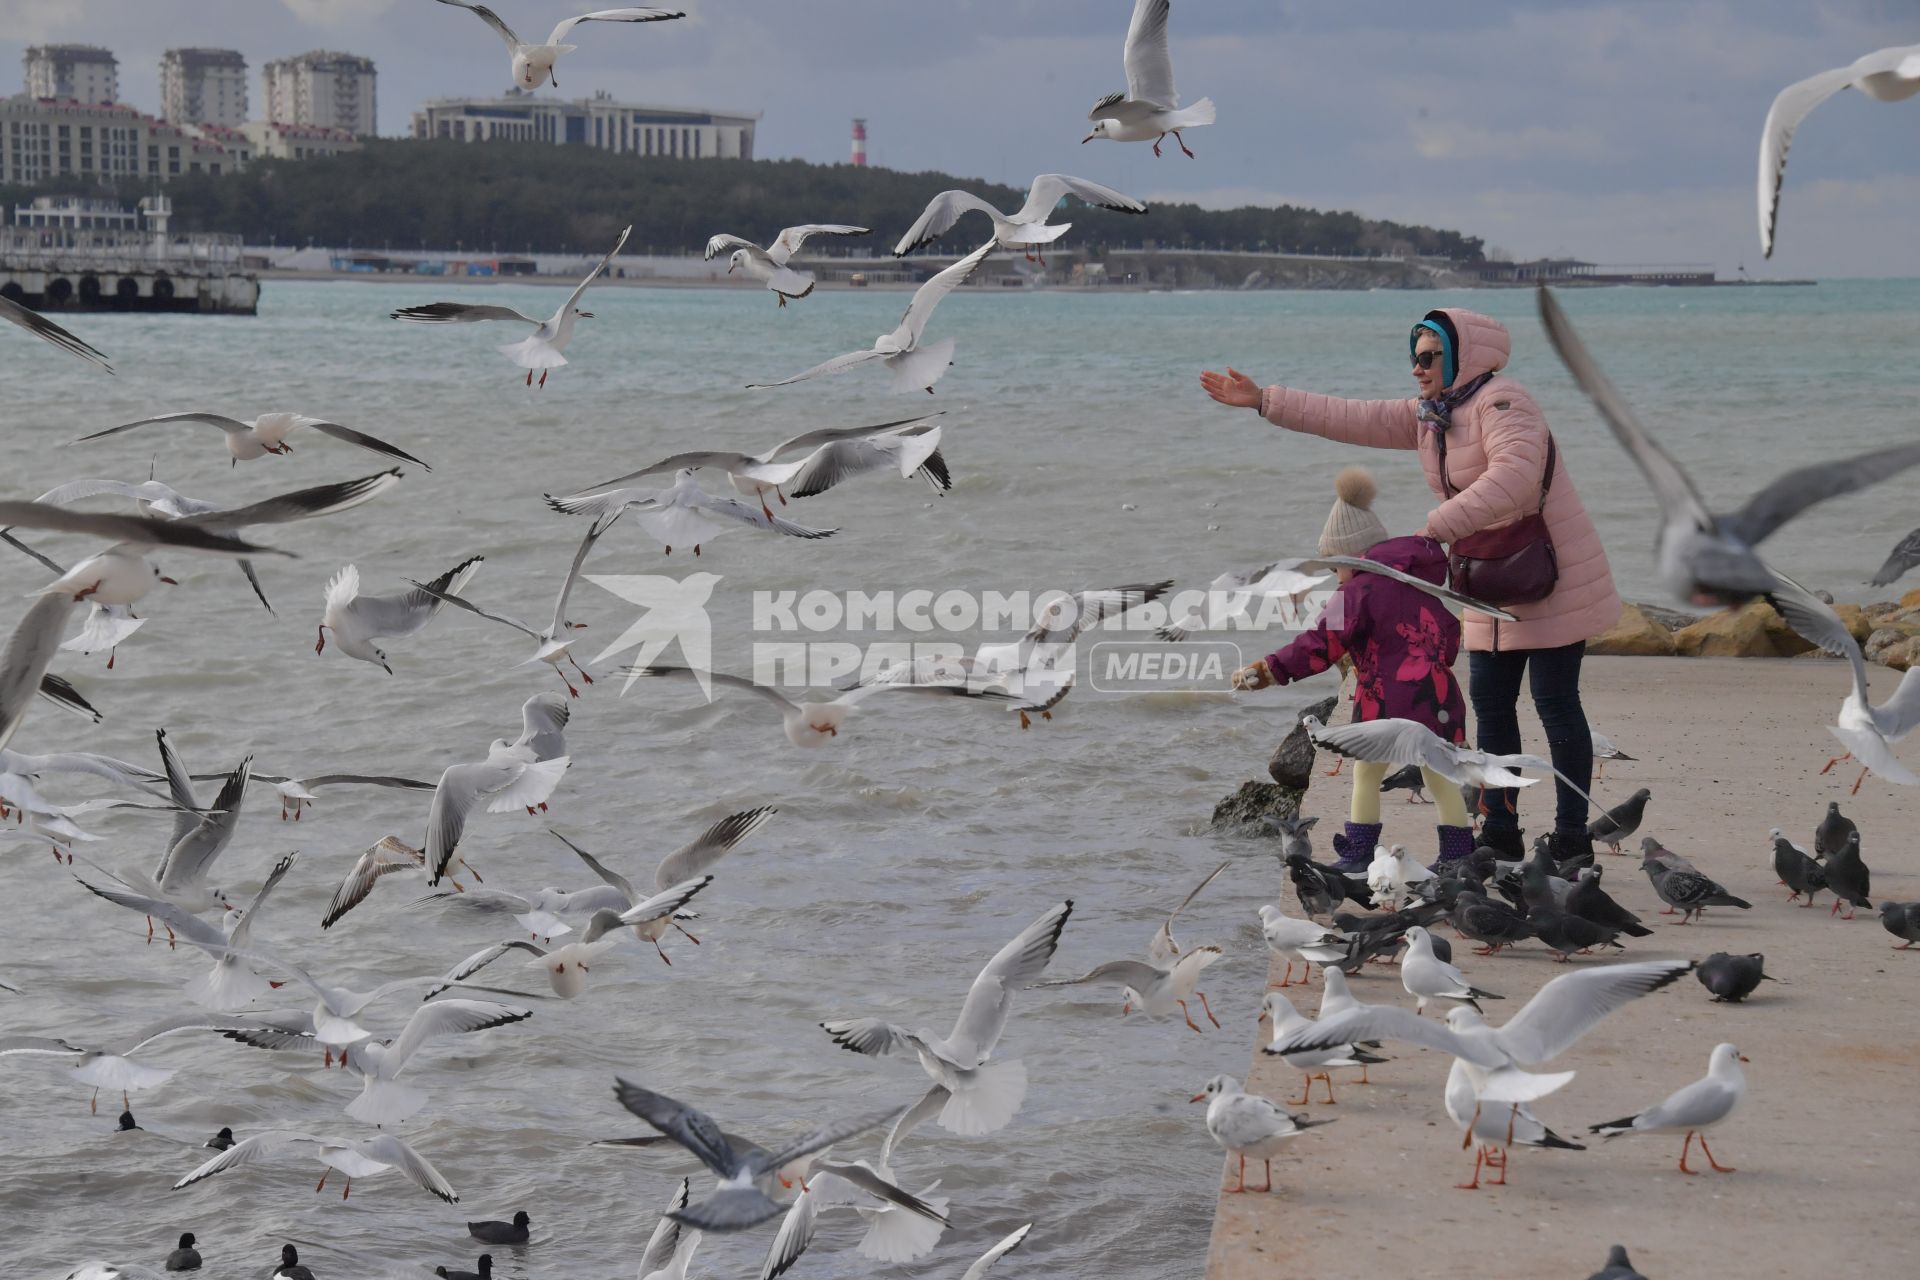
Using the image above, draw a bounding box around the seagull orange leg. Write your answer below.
[1455,1146,1485,1190]
[1226,1153,1246,1193]
[1851,766,1869,795]
[1178,1000,1203,1034]
[1253,1159,1273,1193]
[1677,1130,1698,1175]
[1819,751,1851,774]
[1289,1074,1312,1106]
[1198,990,1221,1027]
[1698,1134,1735,1172]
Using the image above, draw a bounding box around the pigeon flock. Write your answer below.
[2,7,1917,1280]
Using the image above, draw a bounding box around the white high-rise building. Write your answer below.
[263,50,376,136]
[23,45,119,104]
[411,89,757,159]
[160,48,248,127]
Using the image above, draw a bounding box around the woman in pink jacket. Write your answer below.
[1201,308,1621,865]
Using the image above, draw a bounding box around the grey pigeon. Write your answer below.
[1822,831,1872,920]
[1586,788,1651,854]
[1566,864,1653,938]
[1528,903,1625,960]
[1587,1244,1649,1280]
[1868,527,1920,587]
[1451,889,1536,954]
[1696,952,1777,1002]
[1639,836,1698,875]
[1878,901,1920,948]
[1267,813,1318,862]
[1378,764,1431,803]
[611,1079,923,1232]
[1814,800,1857,860]
[1768,829,1825,907]
[1539,283,1920,605]
[1285,852,1373,917]
[1640,851,1751,923]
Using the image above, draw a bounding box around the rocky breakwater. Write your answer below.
[1206,694,1334,832]
[1586,587,1920,668]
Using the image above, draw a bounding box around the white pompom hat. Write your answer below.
[1318,466,1390,558]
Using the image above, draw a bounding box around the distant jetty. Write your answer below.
[0,195,258,316]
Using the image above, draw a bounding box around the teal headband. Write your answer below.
[1410,319,1456,388]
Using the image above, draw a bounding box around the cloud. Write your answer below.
[280,0,399,25]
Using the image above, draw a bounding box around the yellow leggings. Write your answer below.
[1349,761,1470,827]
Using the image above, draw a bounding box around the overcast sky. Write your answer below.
[2,0,1916,275]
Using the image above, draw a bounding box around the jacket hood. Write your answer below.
[1427,307,1510,384]
[1363,534,1447,584]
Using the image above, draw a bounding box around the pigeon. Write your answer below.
[1527,904,1625,962]
[1586,1244,1649,1280]
[1638,836,1699,876]
[1538,284,1920,605]
[1284,852,1373,917]
[1769,829,1826,907]
[1640,851,1751,924]
[1266,813,1317,862]
[1586,788,1651,854]
[1590,1042,1748,1174]
[1378,764,1431,803]
[1565,865,1653,938]
[468,1211,529,1245]
[1814,800,1857,859]
[1450,889,1536,955]
[1695,952,1777,1003]
[1822,831,1872,920]
[1869,528,1920,587]
[1878,901,1920,948]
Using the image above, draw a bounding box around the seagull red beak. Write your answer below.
[158,575,179,586]
[1189,1092,1207,1103]
[1738,1054,1750,1063]
[1080,132,1097,144]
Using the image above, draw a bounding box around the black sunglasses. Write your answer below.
[1411,349,1444,371]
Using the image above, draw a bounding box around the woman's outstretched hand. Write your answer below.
[1200,367,1261,409]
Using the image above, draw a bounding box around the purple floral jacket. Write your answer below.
[1261,535,1466,743]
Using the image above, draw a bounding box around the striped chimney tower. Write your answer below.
[851,118,867,166]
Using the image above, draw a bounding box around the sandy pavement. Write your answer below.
[1202,655,1916,1280]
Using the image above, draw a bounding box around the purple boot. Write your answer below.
[1430,824,1476,873]
[1331,821,1382,873]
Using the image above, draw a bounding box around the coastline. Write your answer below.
[1202,654,1913,1279]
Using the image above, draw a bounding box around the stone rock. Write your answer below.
[1865,628,1920,670]
[1587,603,1676,657]
[1902,587,1920,610]
[1210,780,1305,835]
[1672,602,1787,657]
[1633,602,1697,631]
[1863,600,1905,622]
[1268,693,1339,787]
[1757,601,1818,657]
[1830,603,1875,644]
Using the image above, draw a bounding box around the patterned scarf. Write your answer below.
[1417,370,1494,432]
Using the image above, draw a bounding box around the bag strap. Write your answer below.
[1435,425,1556,508]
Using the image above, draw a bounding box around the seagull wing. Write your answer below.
[381,998,530,1074]
[30,478,160,508]
[890,240,995,348]
[156,757,252,894]
[613,1077,745,1179]
[1758,63,1858,257]
[389,301,542,325]
[943,900,1073,1063]
[893,191,1004,255]
[1025,580,1173,644]
[641,1178,693,1277]
[351,555,484,639]
[1150,859,1229,962]
[1492,960,1694,1067]
[170,1129,323,1189]
[406,580,540,638]
[1764,568,1870,709]
[75,878,228,952]
[72,411,252,444]
[434,0,522,47]
[548,829,637,903]
[1722,440,1920,550]
[768,224,868,265]
[1032,958,1165,990]
[1535,287,1716,534]
[1869,666,1920,741]
[323,837,425,929]
[1017,174,1147,223]
[356,1133,459,1202]
[1307,716,1450,771]
[0,593,77,755]
[546,517,609,637]
[654,805,777,891]
[0,502,286,558]
[819,1017,918,1059]
[759,1180,819,1280]
[1122,0,1178,107]
[746,346,889,389]
[762,413,943,461]
[0,293,111,371]
[961,1224,1035,1280]
[227,852,298,953]
[547,7,687,46]
[1298,556,1519,620]
[755,1109,899,1178]
[622,665,803,716]
[780,425,943,499]
[188,470,403,531]
[1272,1003,1501,1067]
[559,223,632,316]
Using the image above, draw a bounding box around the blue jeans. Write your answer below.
[1468,641,1592,835]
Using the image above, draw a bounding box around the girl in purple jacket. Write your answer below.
[1234,468,1474,871]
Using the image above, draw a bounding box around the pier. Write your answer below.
[0,195,259,315]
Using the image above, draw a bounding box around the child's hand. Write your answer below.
[1200,367,1261,409]
[1232,660,1274,690]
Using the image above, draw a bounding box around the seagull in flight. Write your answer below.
[391,225,631,386]
[0,293,111,371]
[748,240,994,394]
[704,225,870,305]
[1083,0,1216,156]
[70,412,429,470]
[894,174,1145,264]
[1538,285,1920,605]
[433,2,685,89]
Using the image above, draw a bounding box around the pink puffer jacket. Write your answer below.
[1258,307,1619,652]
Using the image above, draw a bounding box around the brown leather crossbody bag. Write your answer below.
[1435,428,1560,606]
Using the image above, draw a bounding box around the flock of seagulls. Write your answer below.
[4,10,1917,1280]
